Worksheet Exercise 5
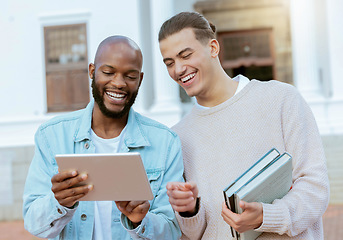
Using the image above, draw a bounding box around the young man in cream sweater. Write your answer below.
[159,11,329,239]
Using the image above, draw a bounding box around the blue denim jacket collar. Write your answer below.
[74,99,150,149]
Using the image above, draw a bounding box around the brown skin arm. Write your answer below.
[51,170,93,208]
[115,201,150,228]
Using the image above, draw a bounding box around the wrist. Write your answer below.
[131,221,141,229]
[65,201,79,209]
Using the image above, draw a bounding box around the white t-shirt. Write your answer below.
[91,128,126,240]
[195,74,249,109]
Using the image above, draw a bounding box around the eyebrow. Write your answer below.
[100,64,115,70]
[163,47,194,63]
[100,65,139,73]
[177,47,193,57]
[126,69,140,74]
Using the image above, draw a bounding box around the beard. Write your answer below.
[91,76,138,119]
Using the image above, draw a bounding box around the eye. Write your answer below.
[126,75,138,80]
[182,53,192,59]
[103,71,113,76]
[165,61,174,68]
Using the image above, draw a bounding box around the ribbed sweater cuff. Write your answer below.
[175,202,205,230]
[255,203,285,233]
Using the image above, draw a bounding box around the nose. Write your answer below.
[175,61,186,77]
[111,74,126,89]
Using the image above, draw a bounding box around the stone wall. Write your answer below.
[322,135,343,204]
[0,146,34,221]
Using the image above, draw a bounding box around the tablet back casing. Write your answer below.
[55,152,154,201]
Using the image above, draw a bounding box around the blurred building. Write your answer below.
[0,0,342,221]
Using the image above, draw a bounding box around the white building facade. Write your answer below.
[290,0,343,135]
[0,0,342,148]
[0,0,197,148]
[0,0,342,220]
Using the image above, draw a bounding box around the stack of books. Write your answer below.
[223,148,292,240]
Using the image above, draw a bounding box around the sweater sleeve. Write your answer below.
[256,86,330,236]
[175,198,207,239]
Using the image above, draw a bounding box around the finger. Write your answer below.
[54,185,92,202]
[116,201,129,211]
[221,202,238,219]
[58,193,86,208]
[239,201,259,212]
[221,210,240,232]
[183,182,199,198]
[126,201,145,213]
[141,201,150,212]
[183,181,198,191]
[51,170,77,183]
[169,195,194,207]
[167,188,193,199]
[132,201,150,214]
[167,182,190,192]
[51,173,88,193]
[166,182,180,191]
[172,202,196,213]
[239,200,246,210]
[222,202,253,233]
[55,185,93,207]
[221,211,233,225]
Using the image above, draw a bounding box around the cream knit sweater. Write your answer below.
[172,79,329,240]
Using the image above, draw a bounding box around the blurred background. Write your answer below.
[0,0,342,239]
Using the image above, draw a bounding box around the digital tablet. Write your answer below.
[55,152,154,201]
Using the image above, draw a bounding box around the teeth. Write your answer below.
[106,91,125,99]
[181,73,196,83]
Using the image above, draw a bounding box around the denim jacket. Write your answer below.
[23,100,183,240]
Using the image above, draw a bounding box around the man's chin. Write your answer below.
[104,105,124,114]
[103,109,128,119]
[94,102,125,119]
[184,90,195,98]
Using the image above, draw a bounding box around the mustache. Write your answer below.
[91,76,139,119]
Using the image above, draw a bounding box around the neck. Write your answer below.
[196,67,238,107]
[91,105,128,139]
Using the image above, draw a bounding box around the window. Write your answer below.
[218,29,276,81]
[44,23,89,112]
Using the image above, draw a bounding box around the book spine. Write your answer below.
[223,191,238,239]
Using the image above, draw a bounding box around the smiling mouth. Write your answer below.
[105,91,126,101]
[180,72,196,83]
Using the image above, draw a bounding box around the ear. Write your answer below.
[138,72,144,88]
[209,39,220,58]
[89,63,95,79]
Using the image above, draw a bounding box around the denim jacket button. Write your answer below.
[142,226,145,233]
[84,142,89,149]
[57,208,62,214]
[81,214,87,221]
